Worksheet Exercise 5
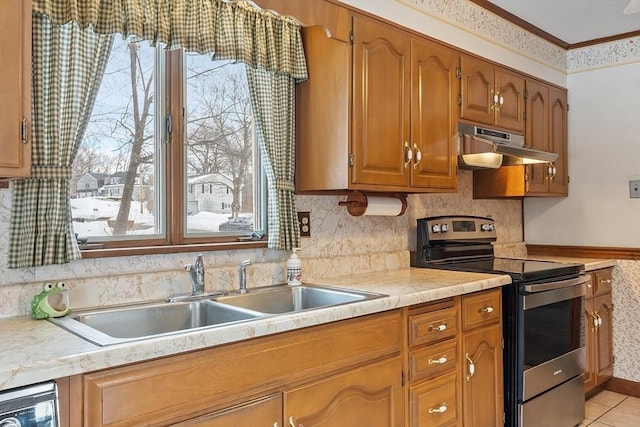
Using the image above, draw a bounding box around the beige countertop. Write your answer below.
[0,257,615,391]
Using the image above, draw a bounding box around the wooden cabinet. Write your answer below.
[295,12,457,193]
[407,299,462,427]
[461,289,503,427]
[472,81,568,198]
[460,55,525,133]
[406,289,503,427]
[285,356,404,427]
[70,310,403,426]
[584,268,614,395]
[0,0,31,179]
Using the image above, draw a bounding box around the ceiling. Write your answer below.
[483,0,640,46]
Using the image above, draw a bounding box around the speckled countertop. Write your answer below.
[0,257,615,392]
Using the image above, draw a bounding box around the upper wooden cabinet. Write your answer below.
[296,13,458,193]
[460,55,525,133]
[473,81,569,198]
[0,0,32,179]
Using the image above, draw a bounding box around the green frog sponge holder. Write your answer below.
[31,281,71,319]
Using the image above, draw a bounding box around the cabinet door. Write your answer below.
[583,297,598,394]
[285,356,403,427]
[525,80,551,194]
[0,0,31,178]
[352,14,411,188]
[173,394,282,427]
[462,324,504,427]
[494,68,525,132]
[410,38,458,191]
[594,293,614,385]
[547,87,568,195]
[460,56,495,126]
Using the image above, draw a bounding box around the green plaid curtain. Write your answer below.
[32,0,308,81]
[8,15,113,268]
[247,68,300,250]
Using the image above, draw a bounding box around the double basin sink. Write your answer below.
[50,285,383,346]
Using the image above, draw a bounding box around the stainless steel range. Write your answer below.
[410,215,587,427]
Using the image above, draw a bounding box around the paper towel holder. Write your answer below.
[338,191,407,217]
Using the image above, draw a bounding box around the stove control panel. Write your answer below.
[417,215,497,246]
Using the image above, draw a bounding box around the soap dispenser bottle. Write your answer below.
[287,248,302,286]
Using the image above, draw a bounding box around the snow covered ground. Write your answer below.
[71,197,252,237]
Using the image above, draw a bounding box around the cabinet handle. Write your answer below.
[590,312,599,330]
[21,118,28,144]
[600,279,612,284]
[465,353,475,382]
[596,313,603,328]
[478,306,494,314]
[404,141,413,168]
[428,323,447,332]
[428,403,448,414]
[289,416,296,427]
[274,423,279,427]
[491,90,499,110]
[428,356,448,365]
[413,143,422,169]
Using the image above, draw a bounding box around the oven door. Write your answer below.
[521,276,587,401]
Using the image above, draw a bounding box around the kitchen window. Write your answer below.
[71,38,267,255]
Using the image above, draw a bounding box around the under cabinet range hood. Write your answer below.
[458,122,558,169]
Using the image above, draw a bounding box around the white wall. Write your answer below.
[524,61,640,246]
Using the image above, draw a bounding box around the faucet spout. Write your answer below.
[185,254,205,295]
[238,259,252,294]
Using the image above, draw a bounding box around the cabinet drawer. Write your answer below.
[409,371,460,427]
[593,269,612,295]
[409,306,458,346]
[461,289,501,331]
[409,338,457,383]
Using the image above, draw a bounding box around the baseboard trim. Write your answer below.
[605,377,640,398]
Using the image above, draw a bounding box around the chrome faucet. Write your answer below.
[238,259,252,294]
[185,254,205,295]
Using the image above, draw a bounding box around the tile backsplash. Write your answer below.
[0,170,523,317]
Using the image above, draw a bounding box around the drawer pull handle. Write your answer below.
[600,279,612,284]
[429,323,447,332]
[428,356,448,365]
[466,353,475,382]
[479,306,494,314]
[428,403,448,414]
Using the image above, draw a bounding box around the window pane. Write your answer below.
[71,38,162,241]
[184,56,262,236]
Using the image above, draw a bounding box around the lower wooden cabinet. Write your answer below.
[285,356,404,427]
[406,289,503,427]
[174,394,282,427]
[460,290,503,427]
[584,268,614,395]
[69,310,402,426]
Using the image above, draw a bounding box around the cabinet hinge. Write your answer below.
[502,338,505,350]
[524,171,529,182]
[21,118,28,144]
[567,103,570,112]
[523,89,529,100]
[457,94,462,106]
[349,153,355,167]
[455,66,462,79]
[567,175,570,184]
[401,370,405,387]
[349,31,355,46]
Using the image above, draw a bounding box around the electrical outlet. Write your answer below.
[630,180,640,199]
[297,211,311,237]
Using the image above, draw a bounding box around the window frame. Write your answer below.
[78,49,268,258]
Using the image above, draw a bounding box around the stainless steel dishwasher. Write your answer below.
[0,382,59,427]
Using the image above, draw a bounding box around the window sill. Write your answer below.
[80,240,268,259]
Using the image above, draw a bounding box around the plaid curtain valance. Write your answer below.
[32,0,308,81]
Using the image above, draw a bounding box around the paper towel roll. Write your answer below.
[363,196,405,216]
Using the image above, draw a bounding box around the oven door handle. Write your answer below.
[523,275,588,293]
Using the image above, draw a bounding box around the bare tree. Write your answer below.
[186,65,254,218]
[111,41,155,234]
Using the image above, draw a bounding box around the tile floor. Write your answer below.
[579,390,640,426]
